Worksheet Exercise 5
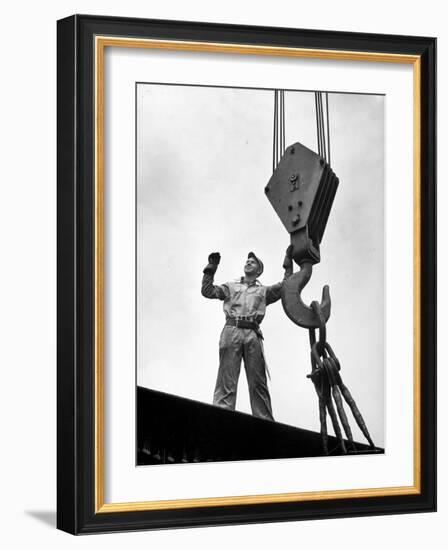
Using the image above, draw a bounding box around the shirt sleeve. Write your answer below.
[265,266,293,306]
[265,282,283,305]
[201,272,230,301]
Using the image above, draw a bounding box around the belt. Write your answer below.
[226,318,260,331]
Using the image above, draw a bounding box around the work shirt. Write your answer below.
[201,273,283,324]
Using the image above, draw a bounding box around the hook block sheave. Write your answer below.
[265,141,339,266]
[265,142,339,327]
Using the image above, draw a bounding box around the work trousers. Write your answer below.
[213,326,274,421]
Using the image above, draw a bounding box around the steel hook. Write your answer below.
[281,261,331,328]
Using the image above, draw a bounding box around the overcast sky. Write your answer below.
[136,83,385,447]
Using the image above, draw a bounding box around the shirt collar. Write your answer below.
[239,277,261,287]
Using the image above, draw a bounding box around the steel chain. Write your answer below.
[305,301,375,455]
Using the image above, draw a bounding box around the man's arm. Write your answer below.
[201,252,229,301]
[201,272,229,300]
[265,245,294,305]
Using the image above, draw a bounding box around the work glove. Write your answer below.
[283,244,294,274]
[203,252,221,275]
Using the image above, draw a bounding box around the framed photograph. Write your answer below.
[57,14,436,534]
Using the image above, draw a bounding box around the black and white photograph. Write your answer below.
[136,82,385,465]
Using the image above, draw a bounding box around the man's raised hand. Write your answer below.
[203,252,221,275]
[208,252,221,265]
[283,245,294,273]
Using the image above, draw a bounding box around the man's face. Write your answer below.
[244,257,261,277]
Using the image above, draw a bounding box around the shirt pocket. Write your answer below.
[246,288,263,311]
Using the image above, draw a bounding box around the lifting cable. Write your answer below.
[314,91,331,165]
[273,90,331,171]
[273,90,285,172]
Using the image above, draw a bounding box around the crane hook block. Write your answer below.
[265,142,339,266]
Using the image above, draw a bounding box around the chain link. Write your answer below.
[305,301,375,455]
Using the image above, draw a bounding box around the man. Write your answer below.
[201,248,293,420]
